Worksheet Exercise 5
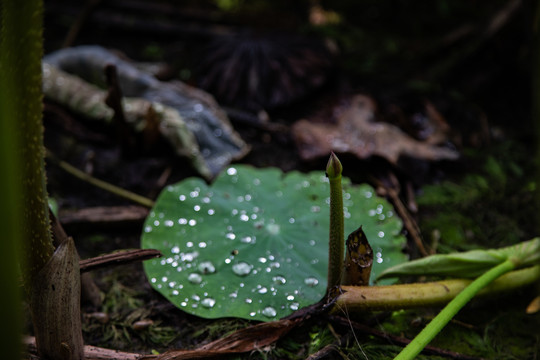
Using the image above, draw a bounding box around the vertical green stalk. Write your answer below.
[1,0,54,283]
[1,2,83,359]
[0,5,24,358]
[326,152,345,290]
[0,0,51,357]
[394,259,516,360]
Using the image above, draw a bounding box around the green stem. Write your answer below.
[0,4,25,357]
[1,0,54,285]
[326,152,344,290]
[47,151,155,208]
[394,259,516,360]
[334,265,539,312]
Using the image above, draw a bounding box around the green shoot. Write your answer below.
[326,152,345,290]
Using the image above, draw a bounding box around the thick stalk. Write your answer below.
[2,0,54,283]
[1,1,84,359]
[394,259,516,360]
[326,152,345,290]
[0,4,24,358]
[333,264,539,312]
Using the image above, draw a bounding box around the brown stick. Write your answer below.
[59,205,149,228]
[80,249,162,273]
[24,336,145,360]
[373,173,429,257]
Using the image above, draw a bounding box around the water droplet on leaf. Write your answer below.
[198,261,216,274]
[304,277,319,287]
[262,306,277,318]
[201,298,216,308]
[232,262,252,276]
[241,236,254,244]
[188,273,202,284]
[266,223,280,235]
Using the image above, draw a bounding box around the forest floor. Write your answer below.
[33,1,540,359]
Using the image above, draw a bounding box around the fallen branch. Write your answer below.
[80,249,162,273]
[24,336,144,360]
[59,205,149,229]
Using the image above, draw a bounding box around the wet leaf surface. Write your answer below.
[141,165,406,321]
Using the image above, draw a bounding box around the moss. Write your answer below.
[418,143,536,251]
[369,290,539,360]
[83,273,179,351]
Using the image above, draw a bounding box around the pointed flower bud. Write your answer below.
[326,152,343,179]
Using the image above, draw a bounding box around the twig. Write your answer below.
[80,249,162,273]
[373,174,429,257]
[46,150,155,208]
[59,205,149,228]
[24,336,145,360]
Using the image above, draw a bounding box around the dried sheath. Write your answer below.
[342,226,373,286]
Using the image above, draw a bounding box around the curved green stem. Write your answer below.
[326,152,344,290]
[47,151,155,208]
[394,259,516,360]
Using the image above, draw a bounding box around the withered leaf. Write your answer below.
[292,95,458,164]
[30,237,84,360]
[342,226,373,286]
[153,319,300,360]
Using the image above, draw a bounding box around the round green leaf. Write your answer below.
[142,165,406,321]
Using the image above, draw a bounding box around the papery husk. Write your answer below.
[342,226,373,286]
[30,237,83,360]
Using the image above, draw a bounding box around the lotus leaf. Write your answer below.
[142,165,406,321]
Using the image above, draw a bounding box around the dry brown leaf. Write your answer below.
[292,95,458,164]
[152,319,300,360]
[342,226,373,286]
